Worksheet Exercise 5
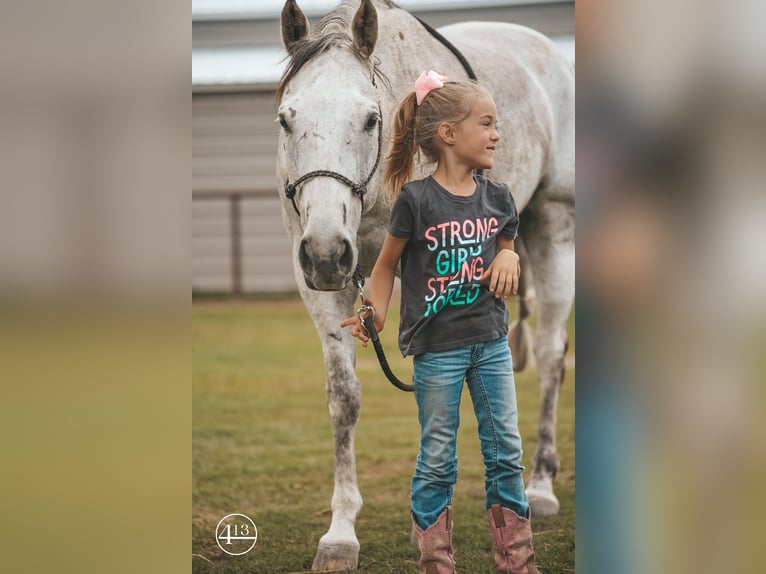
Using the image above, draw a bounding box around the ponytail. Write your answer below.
[383,91,418,200]
[384,80,492,200]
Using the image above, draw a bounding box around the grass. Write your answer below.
[193,295,574,573]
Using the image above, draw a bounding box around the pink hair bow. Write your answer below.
[414,70,448,105]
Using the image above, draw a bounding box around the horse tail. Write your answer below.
[383,91,419,200]
[509,236,534,373]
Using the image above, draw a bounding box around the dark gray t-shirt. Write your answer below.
[389,175,519,356]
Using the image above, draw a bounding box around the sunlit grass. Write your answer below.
[193,296,574,573]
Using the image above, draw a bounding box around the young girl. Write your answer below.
[341,71,539,574]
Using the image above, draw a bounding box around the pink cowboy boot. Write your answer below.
[411,506,456,574]
[487,504,541,574]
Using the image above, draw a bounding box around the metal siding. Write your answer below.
[192,92,279,192]
[192,200,233,292]
[193,92,295,293]
[241,196,296,293]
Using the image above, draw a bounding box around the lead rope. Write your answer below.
[353,267,415,392]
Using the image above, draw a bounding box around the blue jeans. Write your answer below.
[411,337,528,529]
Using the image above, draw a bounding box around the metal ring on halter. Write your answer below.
[357,305,374,331]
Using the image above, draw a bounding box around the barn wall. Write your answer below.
[192,92,295,293]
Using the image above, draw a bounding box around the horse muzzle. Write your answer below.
[298,234,355,291]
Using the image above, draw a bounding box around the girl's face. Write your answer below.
[452,95,500,170]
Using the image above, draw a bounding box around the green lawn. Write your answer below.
[193,296,574,573]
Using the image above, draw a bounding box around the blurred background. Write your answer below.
[576,0,766,572]
[0,0,764,572]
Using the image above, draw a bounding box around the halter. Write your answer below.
[283,103,383,218]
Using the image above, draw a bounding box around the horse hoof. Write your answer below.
[311,540,360,572]
[527,478,560,518]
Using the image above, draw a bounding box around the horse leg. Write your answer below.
[298,285,363,571]
[520,192,575,518]
[508,236,534,373]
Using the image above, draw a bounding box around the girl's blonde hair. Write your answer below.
[384,80,493,200]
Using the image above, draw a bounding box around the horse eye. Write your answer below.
[277,115,290,132]
[364,114,379,131]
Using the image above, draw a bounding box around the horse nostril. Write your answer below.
[299,238,312,270]
[339,239,354,272]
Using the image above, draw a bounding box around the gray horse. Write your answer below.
[276,1,574,570]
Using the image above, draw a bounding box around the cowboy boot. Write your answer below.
[411,506,456,574]
[487,504,541,574]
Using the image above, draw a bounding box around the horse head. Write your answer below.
[277,0,382,291]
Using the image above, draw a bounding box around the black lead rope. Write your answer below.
[414,16,479,81]
[353,267,415,392]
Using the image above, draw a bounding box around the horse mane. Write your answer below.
[276,0,399,104]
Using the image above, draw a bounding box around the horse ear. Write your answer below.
[281,0,309,52]
[352,0,378,58]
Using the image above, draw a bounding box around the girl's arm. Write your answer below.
[480,236,520,299]
[340,233,408,346]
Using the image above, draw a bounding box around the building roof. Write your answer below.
[193,47,286,89]
[192,38,574,90]
[192,0,574,90]
[192,0,566,21]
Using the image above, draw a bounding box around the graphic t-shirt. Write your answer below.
[389,175,519,356]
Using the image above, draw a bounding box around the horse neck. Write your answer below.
[374,6,465,106]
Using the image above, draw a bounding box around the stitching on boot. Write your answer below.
[490,504,506,527]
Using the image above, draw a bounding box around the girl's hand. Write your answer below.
[480,248,520,299]
[340,300,385,347]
